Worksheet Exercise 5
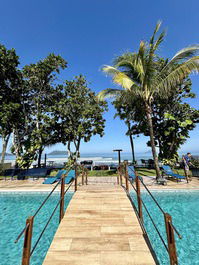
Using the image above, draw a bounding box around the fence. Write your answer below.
[118,162,182,265]
[15,164,88,265]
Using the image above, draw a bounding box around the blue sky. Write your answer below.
[0,0,198,155]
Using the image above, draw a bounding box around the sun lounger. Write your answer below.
[3,168,21,180]
[162,165,187,183]
[43,169,66,184]
[17,168,52,180]
[64,170,75,184]
[127,165,143,182]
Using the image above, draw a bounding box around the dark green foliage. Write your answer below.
[13,54,67,168]
[51,75,107,161]
[113,75,199,161]
[0,44,22,164]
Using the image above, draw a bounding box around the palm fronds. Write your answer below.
[102,65,135,90]
[97,88,122,101]
[171,45,199,62]
[157,56,199,95]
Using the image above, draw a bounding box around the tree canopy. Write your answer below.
[98,22,199,179]
[51,75,107,161]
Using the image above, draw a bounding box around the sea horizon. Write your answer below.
[3,151,199,166]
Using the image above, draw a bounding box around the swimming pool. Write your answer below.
[130,190,199,265]
[0,192,73,265]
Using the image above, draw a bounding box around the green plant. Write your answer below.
[98,21,199,180]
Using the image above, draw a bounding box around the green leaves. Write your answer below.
[97,88,122,101]
[0,44,23,163]
[52,75,107,159]
[178,119,193,127]
[102,65,134,90]
[164,113,176,120]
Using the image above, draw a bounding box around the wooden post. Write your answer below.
[118,166,122,185]
[59,177,65,223]
[164,213,178,265]
[125,162,129,192]
[22,216,34,265]
[85,170,88,185]
[117,166,120,185]
[75,165,78,192]
[82,166,84,186]
[135,174,143,222]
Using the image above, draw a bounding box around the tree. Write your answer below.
[0,44,22,165]
[113,76,199,163]
[98,21,199,180]
[152,78,199,161]
[52,75,107,161]
[13,54,67,168]
[113,93,137,163]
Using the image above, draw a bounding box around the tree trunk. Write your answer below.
[145,103,161,180]
[127,122,135,164]
[74,137,81,161]
[37,147,43,168]
[67,141,72,159]
[158,138,163,160]
[12,129,21,168]
[1,134,10,165]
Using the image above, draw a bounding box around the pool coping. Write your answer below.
[0,190,74,194]
[0,188,199,194]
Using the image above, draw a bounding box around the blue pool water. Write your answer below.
[0,192,73,265]
[130,191,199,265]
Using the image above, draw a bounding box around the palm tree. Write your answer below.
[98,22,199,180]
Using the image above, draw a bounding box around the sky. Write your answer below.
[0,0,198,156]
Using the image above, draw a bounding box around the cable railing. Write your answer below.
[15,164,88,265]
[118,162,181,265]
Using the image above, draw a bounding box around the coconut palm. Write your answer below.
[98,22,199,180]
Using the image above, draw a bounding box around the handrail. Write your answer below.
[15,224,29,243]
[127,165,181,238]
[14,163,87,265]
[119,162,181,265]
[14,166,73,243]
[30,179,74,256]
[169,221,182,239]
[129,180,169,252]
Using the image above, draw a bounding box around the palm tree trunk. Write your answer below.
[127,122,135,163]
[145,103,161,180]
[1,134,10,165]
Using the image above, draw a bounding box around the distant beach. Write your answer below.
[4,152,199,167]
[4,152,153,166]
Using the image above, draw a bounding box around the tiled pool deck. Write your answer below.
[1,176,198,192]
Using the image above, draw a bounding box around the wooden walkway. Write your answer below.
[43,183,156,265]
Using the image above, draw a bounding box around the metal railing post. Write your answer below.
[125,162,129,192]
[135,174,143,222]
[59,177,65,223]
[22,216,34,265]
[164,213,178,265]
[75,165,78,192]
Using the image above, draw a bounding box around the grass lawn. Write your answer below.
[87,168,186,177]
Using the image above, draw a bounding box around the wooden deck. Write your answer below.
[43,184,156,265]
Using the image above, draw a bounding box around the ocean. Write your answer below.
[3,152,153,166]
